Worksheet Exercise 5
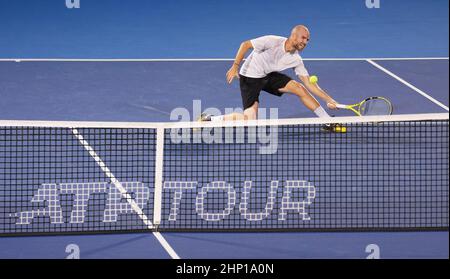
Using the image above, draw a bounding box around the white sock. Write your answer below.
[210,115,224,122]
[313,106,330,118]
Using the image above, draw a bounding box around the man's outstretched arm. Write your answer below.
[299,75,338,109]
[226,40,253,84]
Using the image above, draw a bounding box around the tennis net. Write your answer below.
[0,113,448,235]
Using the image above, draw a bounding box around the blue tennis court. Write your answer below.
[0,0,448,259]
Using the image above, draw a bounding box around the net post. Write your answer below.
[153,126,165,230]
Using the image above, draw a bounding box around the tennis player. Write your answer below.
[199,25,343,132]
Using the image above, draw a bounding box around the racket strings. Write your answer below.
[360,99,392,116]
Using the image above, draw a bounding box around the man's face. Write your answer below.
[292,29,310,51]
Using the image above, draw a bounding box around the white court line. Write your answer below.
[367,59,449,112]
[129,103,172,116]
[368,57,449,61]
[306,57,449,61]
[0,57,448,62]
[71,128,180,259]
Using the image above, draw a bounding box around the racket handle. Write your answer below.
[336,104,347,109]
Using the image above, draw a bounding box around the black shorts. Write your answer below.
[239,72,292,110]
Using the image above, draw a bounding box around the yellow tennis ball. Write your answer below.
[309,75,318,84]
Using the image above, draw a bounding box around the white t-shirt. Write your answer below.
[239,35,309,78]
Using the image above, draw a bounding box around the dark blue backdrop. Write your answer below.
[0,0,448,58]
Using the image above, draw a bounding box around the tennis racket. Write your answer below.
[336,96,393,116]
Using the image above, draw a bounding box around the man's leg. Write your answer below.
[278,80,346,132]
[206,75,262,122]
[202,101,258,122]
[278,80,330,118]
[220,101,258,121]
